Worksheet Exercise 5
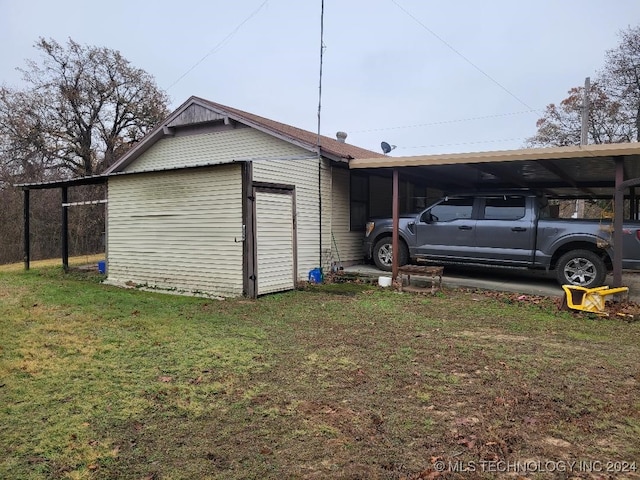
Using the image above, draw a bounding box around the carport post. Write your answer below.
[392,168,399,281]
[61,187,69,271]
[613,157,624,287]
[23,189,30,271]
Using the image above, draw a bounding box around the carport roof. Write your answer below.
[349,142,640,198]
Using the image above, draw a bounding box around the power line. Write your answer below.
[166,0,269,91]
[398,137,527,150]
[351,109,540,133]
[390,0,540,114]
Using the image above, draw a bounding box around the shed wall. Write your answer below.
[321,160,333,268]
[331,167,364,263]
[107,165,244,296]
[124,128,312,173]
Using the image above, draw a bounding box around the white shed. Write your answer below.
[103,96,397,297]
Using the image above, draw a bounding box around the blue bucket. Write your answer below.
[97,260,106,274]
[308,268,323,284]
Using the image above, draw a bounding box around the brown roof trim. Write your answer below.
[106,96,382,174]
[195,97,384,161]
[105,97,198,174]
[15,174,108,190]
[17,160,252,190]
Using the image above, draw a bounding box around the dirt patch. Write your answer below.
[456,330,531,342]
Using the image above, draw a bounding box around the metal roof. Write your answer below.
[106,96,384,174]
[14,174,108,190]
[349,143,640,198]
[15,161,248,190]
[197,98,385,162]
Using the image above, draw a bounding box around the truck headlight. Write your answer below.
[365,221,375,237]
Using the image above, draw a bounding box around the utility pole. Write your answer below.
[575,77,590,218]
[581,77,590,145]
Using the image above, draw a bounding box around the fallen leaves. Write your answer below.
[456,435,477,449]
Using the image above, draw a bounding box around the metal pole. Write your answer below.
[613,157,624,287]
[23,189,30,270]
[575,77,590,218]
[61,187,69,271]
[581,77,590,145]
[392,169,399,281]
[316,0,325,271]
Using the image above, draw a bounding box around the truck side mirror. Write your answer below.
[420,211,433,223]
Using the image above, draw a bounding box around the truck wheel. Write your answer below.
[556,250,606,288]
[373,237,408,271]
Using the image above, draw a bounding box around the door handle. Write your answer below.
[458,225,473,230]
[511,227,527,232]
[235,225,246,242]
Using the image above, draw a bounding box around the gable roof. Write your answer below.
[106,96,383,174]
[196,97,384,161]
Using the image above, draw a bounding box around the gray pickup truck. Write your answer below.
[363,192,640,287]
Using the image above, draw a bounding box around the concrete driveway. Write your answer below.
[343,264,640,302]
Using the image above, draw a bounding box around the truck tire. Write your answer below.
[555,249,606,288]
[373,237,408,271]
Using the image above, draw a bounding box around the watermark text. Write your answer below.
[433,459,637,474]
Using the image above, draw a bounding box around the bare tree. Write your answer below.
[602,25,640,142]
[527,25,640,147]
[0,37,169,178]
[527,83,634,147]
[0,38,170,264]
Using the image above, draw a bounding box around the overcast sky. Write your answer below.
[1,0,639,156]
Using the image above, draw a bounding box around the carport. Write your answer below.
[349,142,640,287]
[17,174,108,271]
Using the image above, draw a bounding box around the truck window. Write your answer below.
[425,198,474,222]
[483,196,526,220]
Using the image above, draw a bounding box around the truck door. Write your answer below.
[414,197,476,259]
[473,195,534,265]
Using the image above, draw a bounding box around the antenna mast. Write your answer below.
[317,0,325,269]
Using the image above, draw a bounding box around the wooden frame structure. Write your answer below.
[17,175,107,271]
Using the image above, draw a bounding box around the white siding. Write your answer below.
[255,192,295,295]
[331,167,364,263]
[321,159,333,270]
[253,156,325,281]
[124,128,311,173]
[107,165,244,297]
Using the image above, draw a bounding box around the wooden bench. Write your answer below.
[397,265,444,294]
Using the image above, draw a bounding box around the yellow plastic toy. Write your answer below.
[561,285,629,313]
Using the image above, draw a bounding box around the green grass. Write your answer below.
[1,266,639,479]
